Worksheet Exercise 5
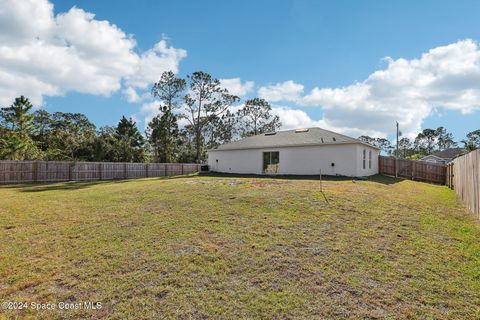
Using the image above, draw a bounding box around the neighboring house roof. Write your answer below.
[420,155,446,162]
[430,148,466,159]
[420,148,466,162]
[209,127,380,151]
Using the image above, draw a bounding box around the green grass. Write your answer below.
[0,175,479,319]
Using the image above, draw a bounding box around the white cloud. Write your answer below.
[301,39,480,137]
[271,107,384,138]
[138,101,160,131]
[0,0,186,107]
[123,87,141,103]
[219,78,254,97]
[125,40,186,90]
[258,80,304,102]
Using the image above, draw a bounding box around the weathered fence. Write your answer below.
[446,150,480,218]
[379,156,446,184]
[0,161,201,184]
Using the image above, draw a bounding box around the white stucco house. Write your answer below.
[207,127,380,177]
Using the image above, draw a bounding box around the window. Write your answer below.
[263,151,279,174]
[363,149,366,169]
[369,150,372,169]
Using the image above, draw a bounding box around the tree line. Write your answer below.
[0,71,281,163]
[359,126,480,159]
[2,70,478,163]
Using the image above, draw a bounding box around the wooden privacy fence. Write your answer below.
[446,150,480,218]
[0,161,201,184]
[379,156,446,184]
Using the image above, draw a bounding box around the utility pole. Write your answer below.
[396,121,399,178]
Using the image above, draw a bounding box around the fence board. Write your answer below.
[378,156,446,184]
[447,150,480,218]
[0,161,201,185]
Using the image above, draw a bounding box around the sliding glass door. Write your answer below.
[263,151,279,174]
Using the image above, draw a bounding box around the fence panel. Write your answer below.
[448,150,480,218]
[379,156,446,184]
[0,161,201,185]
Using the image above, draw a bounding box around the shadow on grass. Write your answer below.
[0,173,199,192]
[1,173,403,192]
[200,172,403,184]
[367,174,405,185]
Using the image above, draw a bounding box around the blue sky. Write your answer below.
[1,0,480,142]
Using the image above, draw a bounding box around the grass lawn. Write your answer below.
[0,174,479,319]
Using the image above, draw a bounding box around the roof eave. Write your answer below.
[208,141,380,152]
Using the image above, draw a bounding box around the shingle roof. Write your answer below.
[210,127,379,151]
[431,148,466,159]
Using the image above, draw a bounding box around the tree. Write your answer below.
[183,71,239,162]
[398,137,412,158]
[148,71,186,162]
[358,136,377,146]
[237,98,281,137]
[177,125,198,163]
[375,138,394,155]
[151,71,186,110]
[45,112,97,160]
[0,127,26,160]
[462,129,480,151]
[32,110,52,151]
[115,116,145,162]
[414,128,437,154]
[147,112,181,162]
[204,110,238,150]
[436,126,456,150]
[93,126,122,162]
[358,136,393,155]
[0,96,40,160]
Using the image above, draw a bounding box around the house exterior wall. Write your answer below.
[355,144,380,176]
[207,143,379,177]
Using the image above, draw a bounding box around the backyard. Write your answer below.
[0,174,479,319]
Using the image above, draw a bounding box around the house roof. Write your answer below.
[421,155,444,161]
[209,127,380,151]
[430,148,466,159]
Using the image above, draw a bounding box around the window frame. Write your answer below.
[363,149,366,169]
[368,150,372,169]
[263,151,280,173]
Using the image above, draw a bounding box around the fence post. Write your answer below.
[98,163,102,180]
[451,163,454,189]
[394,158,397,178]
[145,164,148,178]
[68,162,72,181]
[412,162,416,181]
[32,161,38,183]
[181,164,184,175]
[123,163,127,179]
[164,164,168,176]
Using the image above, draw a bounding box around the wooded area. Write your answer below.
[378,156,446,184]
[0,161,200,184]
[446,150,480,218]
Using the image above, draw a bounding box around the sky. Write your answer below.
[1,0,480,142]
